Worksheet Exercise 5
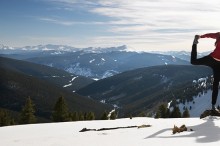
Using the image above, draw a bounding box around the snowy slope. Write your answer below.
[0,117,220,146]
[178,89,220,117]
[177,76,219,117]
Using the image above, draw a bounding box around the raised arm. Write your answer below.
[200,32,219,39]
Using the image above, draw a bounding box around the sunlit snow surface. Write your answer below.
[177,89,220,117]
[0,117,220,146]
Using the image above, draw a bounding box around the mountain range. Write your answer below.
[1,44,190,79]
[0,56,111,121]
[77,65,212,117]
[0,44,215,120]
[152,50,211,61]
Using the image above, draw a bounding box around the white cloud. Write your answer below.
[37,0,220,51]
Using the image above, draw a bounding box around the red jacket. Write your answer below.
[200,32,220,60]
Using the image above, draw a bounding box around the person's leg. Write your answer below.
[212,65,220,108]
[191,35,212,65]
[191,44,213,66]
[191,44,198,65]
[212,78,219,106]
[191,35,220,110]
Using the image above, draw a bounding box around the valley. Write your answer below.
[0,44,216,124]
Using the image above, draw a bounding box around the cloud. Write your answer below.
[38,0,220,51]
[38,17,74,26]
[48,0,220,31]
[38,17,133,26]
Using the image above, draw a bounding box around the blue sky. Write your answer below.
[1,0,220,52]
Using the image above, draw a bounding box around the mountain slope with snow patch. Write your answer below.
[178,89,220,117]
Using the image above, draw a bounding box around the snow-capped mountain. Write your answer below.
[0,44,190,79]
[0,44,79,56]
[0,44,127,55]
[0,44,16,54]
[0,44,14,50]
[152,51,211,61]
[27,51,189,79]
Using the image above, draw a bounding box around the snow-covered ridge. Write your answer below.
[0,44,15,50]
[0,44,128,54]
[151,51,211,61]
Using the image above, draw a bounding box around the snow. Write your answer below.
[51,51,63,55]
[92,78,99,81]
[167,100,172,109]
[101,70,119,79]
[100,99,106,103]
[46,63,53,67]
[178,89,220,117]
[198,77,207,82]
[69,76,78,82]
[0,117,220,146]
[89,59,95,63]
[63,83,72,88]
[42,47,53,51]
[134,76,143,80]
[65,63,93,77]
[107,109,116,119]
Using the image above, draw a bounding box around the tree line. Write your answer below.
[0,96,117,127]
[155,103,190,118]
[1,97,194,127]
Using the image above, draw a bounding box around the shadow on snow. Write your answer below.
[145,117,220,143]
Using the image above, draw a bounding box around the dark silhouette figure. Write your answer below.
[191,32,220,111]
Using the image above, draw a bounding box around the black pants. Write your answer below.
[191,44,220,105]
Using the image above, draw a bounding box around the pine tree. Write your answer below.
[170,106,182,118]
[86,112,95,120]
[182,107,190,118]
[78,112,84,121]
[20,97,36,124]
[101,111,108,120]
[84,112,88,120]
[138,111,146,117]
[166,108,170,118]
[155,104,169,118]
[159,104,168,118]
[0,109,14,126]
[52,96,70,122]
[110,111,117,120]
[155,111,161,119]
[71,111,79,121]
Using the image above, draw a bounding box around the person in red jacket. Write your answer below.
[191,32,220,112]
